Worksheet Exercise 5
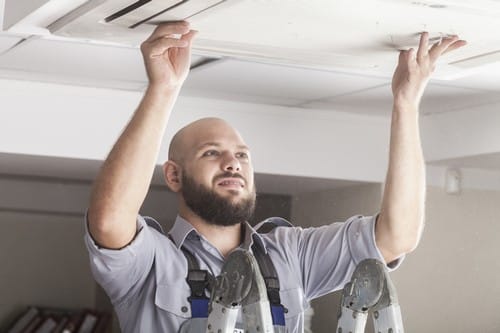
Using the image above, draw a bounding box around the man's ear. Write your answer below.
[163,160,182,193]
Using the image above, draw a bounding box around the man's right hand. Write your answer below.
[140,21,197,90]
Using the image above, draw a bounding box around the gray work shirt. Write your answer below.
[84,215,400,332]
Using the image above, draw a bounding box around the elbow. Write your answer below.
[396,225,424,254]
[395,236,420,256]
[88,202,113,231]
[87,208,137,250]
[376,214,425,262]
[380,238,419,264]
[87,207,114,240]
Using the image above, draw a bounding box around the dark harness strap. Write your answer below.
[180,246,213,318]
[251,241,286,326]
[251,217,293,326]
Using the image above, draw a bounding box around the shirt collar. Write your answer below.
[168,215,197,249]
[168,215,267,252]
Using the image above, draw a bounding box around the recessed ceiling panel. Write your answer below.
[0,37,147,89]
[182,59,389,106]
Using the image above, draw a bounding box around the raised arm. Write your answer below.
[376,32,466,263]
[88,22,197,249]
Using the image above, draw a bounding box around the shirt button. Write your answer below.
[181,306,188,313]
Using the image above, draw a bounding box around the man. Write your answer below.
[85,21,465,332]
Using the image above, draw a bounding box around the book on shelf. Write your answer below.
[75,311,99,333]
[91,312,111,333]
[5,307,111,333]
[7,307,39,333]
[51,315,70,333]
[32,316,58,333]
[60,311,84,333]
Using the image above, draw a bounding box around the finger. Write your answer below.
[396,48,414,70]
[145,38,189,58]
[175,30,198,59]
[440,39,467,55]
[146,21,190,42]
[417,31,429,61]
[428,35,460,62]
[180,29,198,45]
[398,49,406,65]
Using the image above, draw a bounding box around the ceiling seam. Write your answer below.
[291,82,391,108]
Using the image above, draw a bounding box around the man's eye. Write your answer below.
[203,150,219,157]
[237,152,249,159]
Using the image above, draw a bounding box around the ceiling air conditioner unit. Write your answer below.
[3,0,500,79]
[3,0,239,45]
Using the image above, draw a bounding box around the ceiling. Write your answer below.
[0,0,500,193]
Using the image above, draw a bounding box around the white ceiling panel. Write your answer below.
[302,83,500,117]
[0,37,148,89]
[182,59,389,106]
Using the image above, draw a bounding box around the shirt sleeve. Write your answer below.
[292,215,404,300]
[83,214,157,304]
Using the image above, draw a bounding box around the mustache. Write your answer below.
[214,172,246,183]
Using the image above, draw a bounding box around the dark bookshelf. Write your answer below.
[6,306,111,333]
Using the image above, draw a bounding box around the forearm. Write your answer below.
[88,85,180,248]
[376,32,465,263]
[377,103,426,262]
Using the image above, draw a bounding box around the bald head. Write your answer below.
[168,117,247,165]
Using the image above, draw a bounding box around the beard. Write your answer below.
[181,172,256,226]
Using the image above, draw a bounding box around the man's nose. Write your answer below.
[223,154,241,172]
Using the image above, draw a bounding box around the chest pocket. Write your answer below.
[155,282,192,319]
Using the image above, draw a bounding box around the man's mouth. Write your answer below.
[217,177,245,189]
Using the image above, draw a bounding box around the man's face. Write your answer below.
[179,123,256,225]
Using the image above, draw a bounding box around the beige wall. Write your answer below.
[392,186,500,333]
[291,183,382,227]
[291,183,383,333]
[291,184,500,333]
[0,212,96,331]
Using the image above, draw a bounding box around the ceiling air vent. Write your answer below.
[50,0,233,30]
